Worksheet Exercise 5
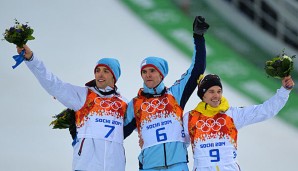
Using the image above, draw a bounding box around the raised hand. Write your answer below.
[282,75,295,90]
[193,16,209,36]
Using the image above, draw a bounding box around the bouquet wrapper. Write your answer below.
[12,50,25,69]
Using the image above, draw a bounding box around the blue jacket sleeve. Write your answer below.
[169,36,206,109]
[123,100,137,138]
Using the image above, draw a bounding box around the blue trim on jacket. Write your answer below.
[124,36,206,169]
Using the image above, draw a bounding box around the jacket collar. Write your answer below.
[143,81,165,95]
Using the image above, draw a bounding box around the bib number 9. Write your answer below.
[209,149,220,162]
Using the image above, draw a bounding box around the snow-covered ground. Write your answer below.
[1,0,297,170]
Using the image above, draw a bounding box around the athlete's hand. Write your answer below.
[282,75,295,90]
[16,44,33,60]
[193,16,209,36]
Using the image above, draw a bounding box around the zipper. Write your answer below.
[141,150,145,166]
[163,143,168,168]
[139,150,145,169]
[78,138,86,156]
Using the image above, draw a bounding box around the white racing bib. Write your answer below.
[76,90,127,144]
[193,138,237,167]
[77,114,124,143]
[141,114,185,149]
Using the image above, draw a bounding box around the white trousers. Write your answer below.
[72,138,125,171]
[193,163,241,171]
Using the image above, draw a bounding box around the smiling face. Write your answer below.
[141,66,163,88]
[94,66,115,89]
[202,86,222,108]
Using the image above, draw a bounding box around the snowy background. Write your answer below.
[1,0,297,170]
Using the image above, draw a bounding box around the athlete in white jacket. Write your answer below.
[17,45,128,171]
[183,74,294,171]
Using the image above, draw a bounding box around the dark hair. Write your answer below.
[197,74,222,100]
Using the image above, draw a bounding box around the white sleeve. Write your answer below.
[25,55,87,111]
[228,86,290,129]
[183,112,191,148]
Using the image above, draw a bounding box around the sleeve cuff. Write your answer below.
[278,86,291,97]
[24,52,34,62]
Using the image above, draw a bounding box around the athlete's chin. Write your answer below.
[96,82,107,89]
[209,102,220,108]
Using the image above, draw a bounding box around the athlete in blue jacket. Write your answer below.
[124,16,209,171]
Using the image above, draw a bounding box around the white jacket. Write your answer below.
[25,55,127,171]
[183,87,290,171]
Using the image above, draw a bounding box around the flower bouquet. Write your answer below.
[2,19,35,69]
[50,108,76,129]
[3,19,35,47]
[265,50,295,79]
[50,108,77,140]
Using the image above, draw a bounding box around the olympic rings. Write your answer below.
[141,97,169,113]
[195,117,226,132]
[94,98,123,110]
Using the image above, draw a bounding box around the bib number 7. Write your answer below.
[104,125,115,138]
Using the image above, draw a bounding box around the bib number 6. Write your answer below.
[156,127,167,142]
